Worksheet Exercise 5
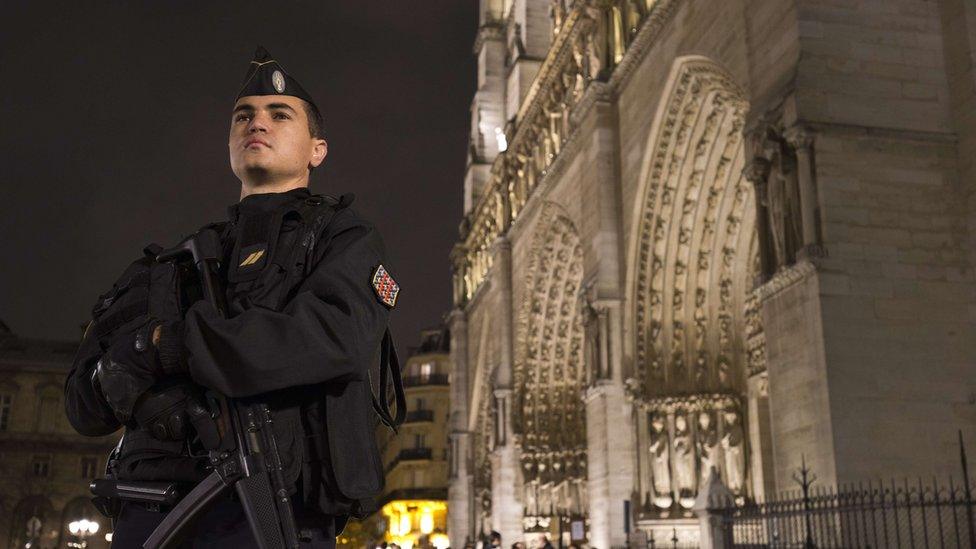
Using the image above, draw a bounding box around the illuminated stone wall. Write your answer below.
[448,1,976,548]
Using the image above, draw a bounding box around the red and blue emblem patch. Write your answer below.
[371,264,400,308]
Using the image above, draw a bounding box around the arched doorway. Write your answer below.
[628,56,764,520]
[513,204,588,536]
[9,495,55,549]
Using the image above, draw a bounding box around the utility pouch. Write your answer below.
[115,428,209,483]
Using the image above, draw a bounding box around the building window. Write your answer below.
[0,394,11,431]
[35,385,61,433]
[414,433,427,449]
[81,457,98,478]
[31,456,51,477]
[419,361,434,382]
[414,397,426,411]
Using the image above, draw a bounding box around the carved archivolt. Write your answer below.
[632,57,764,398]
[513,204,588,527]
[627,57,765,512]
[471,316,496,531]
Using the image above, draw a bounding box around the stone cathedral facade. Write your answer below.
[447,0,976,547]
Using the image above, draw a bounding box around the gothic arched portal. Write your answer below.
[628,56,764,515]
[513,204,588,531]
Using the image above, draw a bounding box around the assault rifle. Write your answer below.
[138,228,300,548]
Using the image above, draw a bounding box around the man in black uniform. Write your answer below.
[64,47,401,547]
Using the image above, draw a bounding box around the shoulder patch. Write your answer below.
[371,264,400,308]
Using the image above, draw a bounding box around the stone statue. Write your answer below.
[549,0,567,35]
[780,149,804,264]
[516,148,534,195]
[696,411,721,490]
[478,490,493,537]
[570,34,588,97]
[573,477,588,515]
[524,481,540,517]
[722,410,746,495]
[672,412,697,508]
[766,163,788,269]
[583,3,609,80]
[624,0,646,39]
[522,458,539,516]
[544,91,563,156]
[751,127,804,272]
[537,454,553,515]
[648,412,673,509]
[571,450,588,514]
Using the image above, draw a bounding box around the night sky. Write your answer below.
[0,2,477,350]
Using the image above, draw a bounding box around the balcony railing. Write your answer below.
[386,447,434,472]
[404,410,435,423]
[398,447,432,461]
[402,373,449,388]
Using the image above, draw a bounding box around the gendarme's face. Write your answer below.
[228,95,316,181]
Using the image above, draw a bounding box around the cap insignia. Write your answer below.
[272,70,286,93]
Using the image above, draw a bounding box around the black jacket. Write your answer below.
[64,187,395,517]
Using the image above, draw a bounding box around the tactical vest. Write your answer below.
[91,193,404,516]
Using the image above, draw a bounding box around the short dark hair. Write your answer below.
[301,100,325,139]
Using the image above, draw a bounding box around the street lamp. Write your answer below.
[67,518,99,548]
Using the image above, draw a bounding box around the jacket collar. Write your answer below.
[227,187,311,221]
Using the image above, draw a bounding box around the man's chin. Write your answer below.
[241,164,273,178]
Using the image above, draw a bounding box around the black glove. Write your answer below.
[132,381,220,449]
[94,319,164,423]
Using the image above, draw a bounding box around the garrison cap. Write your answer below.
[236,46,318,112]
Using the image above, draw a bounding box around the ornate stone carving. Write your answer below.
[513,205,587,524]
[550,0,568,35]
[696,411,721,491]
[721,409,746,496]
[648,412,672,509]
[634,393,747,518]
[633,58,763,407]
[454,1,676,307]
[672,412,697,509]
[581,291,611,382]
[745,120,823,279]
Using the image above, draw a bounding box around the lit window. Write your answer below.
[32,455,51,477]
[0,394,11,431]
[419,362,434,382]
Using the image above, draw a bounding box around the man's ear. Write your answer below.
[310,138,328,169]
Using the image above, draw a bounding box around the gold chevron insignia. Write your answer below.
[239,249,265,267]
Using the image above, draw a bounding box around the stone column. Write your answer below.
[490,235,524,544]
[784,125,822,257]
[585,379,634,549]
[580,95,634,549]
[448,308,474,548]
[745,372,775,498]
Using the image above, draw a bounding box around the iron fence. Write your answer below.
[716,431,975,548]
[720,478,975,548]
